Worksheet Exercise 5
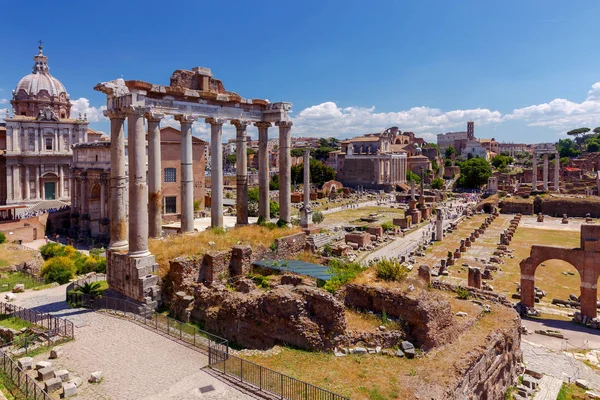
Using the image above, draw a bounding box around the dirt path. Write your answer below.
[10,285,254,400]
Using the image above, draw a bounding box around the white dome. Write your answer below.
[15,72,67,98]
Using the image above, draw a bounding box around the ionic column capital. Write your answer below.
[145,112,165,123]
[125,105,146,116]
[103,108,127,120]
[205,117,226,126]
[175,114,197,124]
[275,120,293,129]
[231,120,250,131]
[254,121,272,129]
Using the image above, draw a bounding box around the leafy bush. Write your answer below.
[312,211,324,224]
[323,259,365,294]
[375,258,409,282]
[406,171,421,184]
[456,286,471,300]
[322,243,332,257]
[0,232,6,245]
[41,256,75,284]
[39,242,63,260]
[431,178,444,190]
[381,221,394,232]
[249,274,270,289]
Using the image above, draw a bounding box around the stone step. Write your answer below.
[536,375,564,400]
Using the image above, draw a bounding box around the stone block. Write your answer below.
[12,284,24,293]
[345,232,371,248]
[366,225,384,238]
[17,357,32,370]
[63,381,78,397]
[45,377,62,392]
[230,245,253,277]
[418,265,431,285]
[37,366,55,381]
[35,361,52,370]
[54,369,70,382]
[89,371,103,383]
[468,267,482,289]
[49,346,63,359]
[576,379,590,390]
[70,377,83,387]
[4,293,15,302]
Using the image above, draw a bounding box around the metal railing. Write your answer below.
[0,349,51,400]
[66,280,349,400]
[0,302,74,339]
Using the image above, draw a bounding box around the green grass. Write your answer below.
[0,315,32,331]
[557,382,588,400]
[0,272,45,293]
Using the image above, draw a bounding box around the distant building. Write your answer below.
[461,139,489,160]
[437,121,475,154]
[498,142,529,157]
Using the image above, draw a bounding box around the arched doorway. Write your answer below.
[41,172,59,200]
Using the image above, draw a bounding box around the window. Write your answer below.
[164,168,176,183]
[45,138,53,151]
[164,196,177,214]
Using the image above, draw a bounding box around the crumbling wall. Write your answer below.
[190,283,346,350]
[541,197,600,217]
[500,199,533,215]
[343,284,457,350]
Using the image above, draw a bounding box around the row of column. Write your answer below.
[106,107,293,257]
[70,173,109,220]
[531,152,560,191]
[5,164,67,201]
[376,157,406,185]
[6,126,87,153]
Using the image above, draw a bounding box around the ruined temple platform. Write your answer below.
[163,216,259,233]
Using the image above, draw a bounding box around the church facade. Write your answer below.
[1,45,94,206]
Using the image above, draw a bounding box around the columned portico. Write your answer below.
[255,122,271,220]
[232,119,249,226]
[543,153,549,191]
[554,151,560,192]
[277,121,293,223]
[207,118,225,228]
[147,113,164,238]
[106,110,128,251]
[176,115,197,233]
[127,107,150,257]
[532,155,537,191]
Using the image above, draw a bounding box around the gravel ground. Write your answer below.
[10,284,254,400]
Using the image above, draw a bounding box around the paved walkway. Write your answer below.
[10,285,255,400]
[536,375,563,400]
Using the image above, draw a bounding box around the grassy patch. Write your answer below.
[0,272,45,293]
[0,244,36,270]
[557,382,587,400]
[0,315,32,331]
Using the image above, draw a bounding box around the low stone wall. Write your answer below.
[431,281,513,308]
[444,317,522,399]
[343,284,457,350]
[500,199,534,215]
[541,197,600,217]
[190,283,346,350]
[274,232,307,258]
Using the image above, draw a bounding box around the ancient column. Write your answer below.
[543,153,549,191]
[554,151,560,192]
[232,120,249,225]
[127,106,150,257]
[24,167,30,200]
[147,113,164,238]
[80,173,88,217]
[419,166,425,196]
[106,109,128,251]
[206,118,225,228]
[532,153,537,191]
[100,175,106,219]
[13,167,21,201]
[59,165,64,199]
[300,149,313,228]
[176,115,197,233]
[34,167,40,200]
[256,122,271,221]
[6,166,12,202]
[276,121,293,223]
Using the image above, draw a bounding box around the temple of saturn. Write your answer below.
[531,143,560,192]
[94,67,292,304]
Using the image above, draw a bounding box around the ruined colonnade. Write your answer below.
[531,149,560,192]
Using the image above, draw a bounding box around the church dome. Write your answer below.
[11,44,71,118]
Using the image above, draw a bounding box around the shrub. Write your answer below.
[457,286,471,300]
[431,178,444,190]
[322,243,332,257]
[39,243,63,260]
[0,232,6,245]
[323,259,365,294]
[375,258,409,282]
[269,200,280,218]
[41,256,75,284]
[381,221,394,232]
[276,219,288,228]
[312,211,324,224]
[257,215,266,226]
[249,274,270,289]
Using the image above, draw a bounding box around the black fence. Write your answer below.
[0,349,51,400]
[66,284,349,400]
[0,302,74,339]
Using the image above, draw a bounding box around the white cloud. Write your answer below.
[0,99,7,104]
[70,98,107,122]
[504,82,600,131]
[291,101,503,139]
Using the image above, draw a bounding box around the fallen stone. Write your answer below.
[401,341,414,351]
[522,375,538,390]
[404,348,416,359]
[367,348,376,354]
[395,349,405,357]
[375,346,381,354]
[35,361,52,370]
[576,379,590,390]
[37,366,55,381]
[524,368,542,379]
[352,347,367,355]
[17,357,32,370]
[12,284,24,293]
[70,377,83,387]
[63,381,78,397]
[586,391,600,399]
[456,311,468,317]
[4,293,16,302]
[45,377,62,392]
[54,369,70,382]
[49,346,63,359]
[89,371,103,383]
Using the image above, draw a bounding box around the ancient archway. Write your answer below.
[519,224,600,318]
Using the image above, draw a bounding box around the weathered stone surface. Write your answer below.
[45,377,62,392]
[70,377,83,387]
[576,379,590,390]
[54,369,70,382]
[63,381,78,397]
[89,371,103,383]
[37,366,55,381]
[49,346,63,359]
[191,283,346,350]
[12,284,24,293]
[35,361,52,370]
[4,293,16,302]
[17,357,32,370]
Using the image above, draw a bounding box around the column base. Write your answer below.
[300,207,313,228]
[128,249,151,258]
[108,240,129,252]
[107,251,161,307]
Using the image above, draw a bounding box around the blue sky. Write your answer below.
[2,0,600,143]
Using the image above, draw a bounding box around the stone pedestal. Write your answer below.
[418,265,431,285]
[468,267,482,289]
[465,238,471,247]
[409,209,422,224]
[107,251,161,308]
[435,211,443,241]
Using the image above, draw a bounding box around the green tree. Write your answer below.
[312,211,324,224]
[247,148,256,156]
[225,154,236,165]
[457,157,492,188]
[557,138,581,158]
[491,154,514,169]
[587,140,600,152]
[291,159,336,187]
[0,232,6,245]
[431,178,444,190]
[269,174,279,190]
[567,127,591,149]
[444,145,457,158]
[41,256,75,284]
[406,171,421,184]
[593,127,600,135]
[313,146,335,161]
[290,148,305,157]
